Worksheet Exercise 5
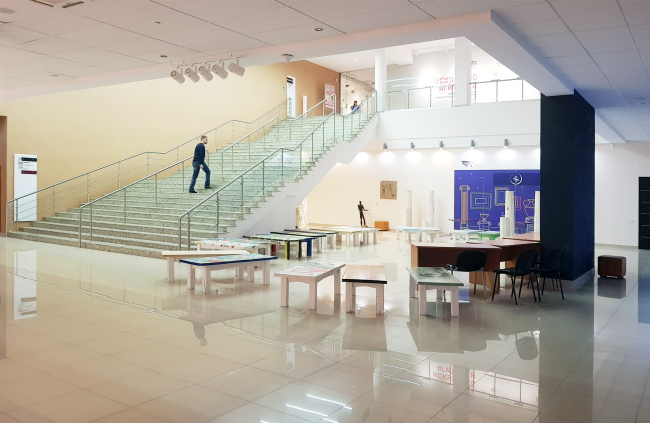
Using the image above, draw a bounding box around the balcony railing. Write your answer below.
[386,78,540,111]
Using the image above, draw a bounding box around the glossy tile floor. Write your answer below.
[1,234,649,423]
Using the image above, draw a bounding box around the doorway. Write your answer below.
[640,177,650,249]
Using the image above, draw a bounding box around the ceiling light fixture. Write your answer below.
[184,67,199,82]
[160,55,167,58]
[153,21,161,25]
[470,140,475,149]
[211,61,228,79]
[197,64,212,81]
[383,143,387,152]
[439,141,444,150]
[170,69,185,84]
[228,58,245,77]
[410,142,415,151]
[282,54,293,63]
[504,138,509,148]
[61,1,84,8]
[314,27,324,32]
[50,74,58,77]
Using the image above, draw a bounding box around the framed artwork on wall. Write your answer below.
[380,181,397,199]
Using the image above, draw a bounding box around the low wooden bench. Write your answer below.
[162,250,249,282]
[598,255,626,278]
[343,264,387,314]
[276,262,345,310]
[180,254,277,293]
[407,266,464,317]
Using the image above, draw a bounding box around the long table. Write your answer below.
[410,242,502,293]
[196,238,272,255]
[284,229,338,248]
[246,234,316,259]
[468,239,540,268]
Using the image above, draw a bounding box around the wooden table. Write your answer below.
[410,242,502,293]
[504,232,540,242]
[407,267,464,316]
[469,239,540,268]
[196,238,273,255]
[343,265,387,314]
[275,262,345,310]
[162,249,249,282]
[180,254,277,293]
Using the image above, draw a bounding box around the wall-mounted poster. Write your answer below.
[325,84,335,109]
[454,169,540,232]
[380,181,397,199]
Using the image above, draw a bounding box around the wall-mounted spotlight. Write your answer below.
[470,140,475,149]
[383,143,388,152]
[228,58,245,77]
[211,61,228,80]
[439,141,444,150]
[504,139,509,148]
[410,142,415,151]
[197,64,213,81]
[184,67,199,83]
[170,69,185,84]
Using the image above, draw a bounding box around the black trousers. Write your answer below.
[359,212,366,226]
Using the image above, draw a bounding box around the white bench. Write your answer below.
[407,266,464,317]
[343,264,387,315]
[161,250,249,282]
[276,262,345,310]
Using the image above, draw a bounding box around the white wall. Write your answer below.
[306,146,540,231]
[595,143,650,246]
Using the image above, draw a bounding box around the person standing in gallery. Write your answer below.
[358,201,368,226]
[189,135,212,193]
[350,100,360,114]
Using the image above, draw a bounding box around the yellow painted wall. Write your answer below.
[0,60,338,203]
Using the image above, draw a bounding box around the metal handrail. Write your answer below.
[78,155,193,247]
[220,118,278,155]
[178,91,375,249]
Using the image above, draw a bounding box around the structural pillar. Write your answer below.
[453,37,472,107]
[540,90,595,288]
[375,48,387,112]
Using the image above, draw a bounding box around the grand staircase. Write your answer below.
[7,93,377,257]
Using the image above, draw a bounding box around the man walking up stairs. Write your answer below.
[189,135,212,193]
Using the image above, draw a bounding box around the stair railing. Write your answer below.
[6,99,288,235]
[178,91,377,249]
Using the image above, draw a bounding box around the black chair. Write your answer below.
[446,251,488,298]
[492,249,539,305]
[534,249,565,300]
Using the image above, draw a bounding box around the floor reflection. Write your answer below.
[1,237,648,423]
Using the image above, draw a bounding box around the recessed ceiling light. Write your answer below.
[314,27,324,32]
[0,7,16,14]
[153,21,161,24]
[160,55,168,58]
[633,97,646,101]
[51,74,58,77]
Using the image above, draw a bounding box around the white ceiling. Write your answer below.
[0,0,649,141]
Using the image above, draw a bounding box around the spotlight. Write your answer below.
[410,142,415,151]
[211,62,228,80]
[282,53,294,63]
[170,70,185,84]
[504,138,509,148]
[470,140,475,149]
[314,27,324,32]
[383,143,387,152]
[184,67,199,83]
[228,58,245,77]
[439,141,444,150]
[197,65,213,81]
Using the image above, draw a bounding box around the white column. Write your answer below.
[504,190,515,237]
[454,37,472,107]
[375,48,387,112]
[405,190,412,227]
[534,191,540,232]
